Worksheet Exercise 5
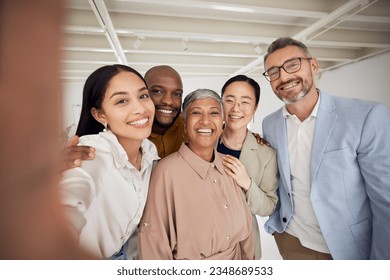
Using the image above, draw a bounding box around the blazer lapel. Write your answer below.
[310,92,338,185]
[274,113,292,192]
[239,131,258,161]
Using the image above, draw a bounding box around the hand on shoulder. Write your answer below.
[60,135,95,172]
[252,132,270,147]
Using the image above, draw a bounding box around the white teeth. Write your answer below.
[129,118,148,126]
[197,128,212,133]
[229,115,243,119]
[158,109,173,114]
[283,82,298,90]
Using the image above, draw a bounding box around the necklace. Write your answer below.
[129,149,141,169]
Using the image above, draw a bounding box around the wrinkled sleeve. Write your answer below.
[357,104,390,259]
[58,168,96,236]
[138,164,177,260]
[245,148,279,216]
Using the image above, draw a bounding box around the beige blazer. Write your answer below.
[239,131,278,259]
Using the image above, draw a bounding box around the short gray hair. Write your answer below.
[182,88,223,121]
[263,37,311,65]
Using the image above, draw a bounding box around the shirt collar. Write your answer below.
[100,130,159,170]
[178,143,225,180]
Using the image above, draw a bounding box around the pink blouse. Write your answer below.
[138,143,254,260]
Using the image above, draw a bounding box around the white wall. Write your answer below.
[318,51,390,109]
[62,82,83,137]
[61,51,390,260]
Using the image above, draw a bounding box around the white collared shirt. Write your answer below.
[59,130,159,258]
[283,94,330,254]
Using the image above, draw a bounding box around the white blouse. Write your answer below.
[59,130,159,259]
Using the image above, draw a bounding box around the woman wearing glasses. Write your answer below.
[218,75,278,259]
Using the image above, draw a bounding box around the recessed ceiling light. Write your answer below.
[211,5,255,13]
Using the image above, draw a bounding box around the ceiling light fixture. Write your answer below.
[211,5,255,13]
[89,0,127,64]
[132,37,143,49]
[253,44,262,54]
[181,39,188,51]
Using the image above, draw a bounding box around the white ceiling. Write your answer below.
[62,0,390,83]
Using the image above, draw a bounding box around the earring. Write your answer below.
[182,131,188,143]
[103,122,108,132]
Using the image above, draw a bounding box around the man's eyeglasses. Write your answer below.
[262,57,312,82]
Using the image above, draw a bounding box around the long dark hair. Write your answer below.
[221,74,260,106]
[75,64,146,137]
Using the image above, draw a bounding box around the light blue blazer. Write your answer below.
[263,91,390,259]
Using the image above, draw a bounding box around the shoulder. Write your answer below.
[244,131,276,158]
[149,151,184,192]
[153,151,182,173]
[335,95,377,107]
[78,134,111,152]
[323,92,382,114]
[263,107,283,123]
[141,138,159,158]
[257,143,276,159]
[78,134,114,171]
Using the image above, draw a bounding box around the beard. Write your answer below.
[280,90,307,105]
[153,111,180,129]
[277,76,314,105]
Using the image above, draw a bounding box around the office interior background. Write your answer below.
[61,0,390,259]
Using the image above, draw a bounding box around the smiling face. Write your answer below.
[92,71,155,144]
[184,98,223,158]
[265,46,318,105]
[144,66,183,132]
[222,81,257,131]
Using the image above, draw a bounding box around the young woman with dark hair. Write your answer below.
[60,64,159,259]
[219,75,279,259]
